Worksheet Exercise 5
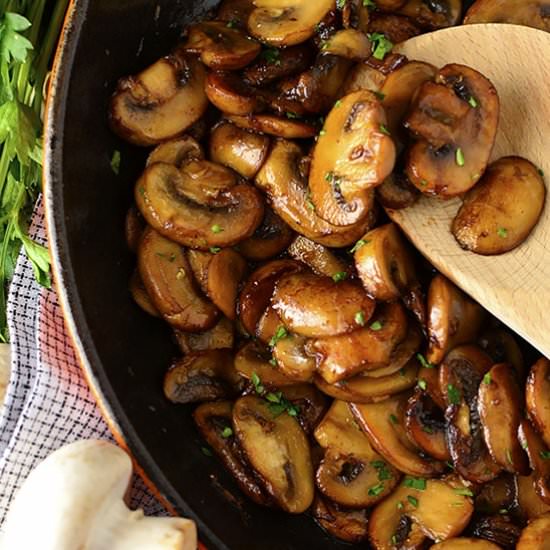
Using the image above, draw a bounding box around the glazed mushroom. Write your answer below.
[517,513,550,549]
[464,0,550,31]
[516,472,550,521]
[109,51,208,146]
[313,496,369,543]
[309,90,395,226]
[526,358,550,448]
[205,72,263,115]
[397,0,462,29]
[0,440,196,550]
[404,64,499,197]
[366,14,421,44]
[146,135,204,167]
[287,236,350,279]
[518,419,550,504]
[320,29,372,60]
[226,113,317,139]
[452,156,546,255]
[129,270,160,317]
[174,317,234,354]
[431,539,502,549]
[272,334,316,382]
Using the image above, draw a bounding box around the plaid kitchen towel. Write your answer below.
[0,199,166,525]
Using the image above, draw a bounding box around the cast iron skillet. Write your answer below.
[44,1,476,548]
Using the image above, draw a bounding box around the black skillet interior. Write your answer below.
[46,1,476,548]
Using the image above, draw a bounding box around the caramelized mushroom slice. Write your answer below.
[526,358,550,448]
[272,271,375,338]
[135,162,264,249]
[377,169,420,210]
[282,384,328,434]
[405,390,450,461]
[354,223,418,301]
[109,51,208,146]
[193,400,270,505]
[226,113,316,139]
[311,302,408,384]
[272,334,316,382]
[163,350,240,403]
[209,121,270,179]
[247,0,335,47]
[397,0,462,29]
[475,474,516,516]
[313,496,368,543]
[309,90,395,226]
[367,14,421,44]
[352,393,445,476]
[478,363,529,474]
[341,0,370,32]
[517,513,550,549]
[321,29,372,60]
[205,72,262,116]
[174,316,234,354]
[255,139,377,247]
[342,62,387,96]
[184,22,260,70]
[452,156,546,255]
[405,64,499,197]
[186,249,213,296]
[233,395,314,513]
[138,228,218,331]
[287,236,350,279]
[124,206,145,253]
[418,361,446,410]
[146,135,204,167]
[440,345,501,483]
[464,0,550,31]
[431,539,502,550]
[238,259,302,336]
[478,328,525,381]
[518,419,550,504]
[129,270,160,317]
[426,274,486,365]
[516,472,550,520]
[235,341,295,387]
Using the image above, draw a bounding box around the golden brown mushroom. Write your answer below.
[464,0,550,31]
[526,358,550,448]
[205,72,263,115]
[235,341,295,387]
[313,496,368,543]
[226,113,316,139]
[518,419,550,505]
[431,538,503,549]
[146,135,204,167]
[517,513,550,549]
[174,317,234,354]
[287,236,350,279]
[320,29,372,60]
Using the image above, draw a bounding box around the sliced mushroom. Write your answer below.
[397,0,462,29]
[193,400,270,505]
[405,390,450,461]
[341,0,370,32]
[367,14,421,44]
[247,0,335,47]
[471,515,521,550]
[125,206,145,253]
[517,513,550,549]
[282,384,328,434]
[518,419,550,504]
[234,341,295,387]
[209,121,271,179]
[431,538,503,550]
[320,29,372,60]
[129,270,160,317]
[478,363,529,474]
[272,271,375,338]
[309,90,395,226]
[475,474,516,515]
[342,62,387,96]
[313,496,368,543]
[370,512,426,550]
[174,317,234,354]
[354,223,418,301]
[163,350,240,403]
[233,395,314,513]
[440,345,501,483]
[352,393,445,476]
[109,51,208,146]
[452,156,546,255]
[227,113,317,139]
[205,71,263,115]
[272,334,316,382]
[238,259,302,336]
[135,162,264,249]
[311,302,408,384]
[184,21,260,70]
[418,360,446,409]
[255,305,282,345]
[464,0,550,31]
[376,169,420,210]
[186,249,213,296]
[526,358,550,448]
[405,64,499,197]
[287,236,350,279]
[255,139,377,247]
[517,472,550,521]
[478,328,525,381]
[138,228,219,331]
[426,274,486,365]
[146,135,204,167]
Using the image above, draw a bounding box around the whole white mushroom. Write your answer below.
[0,439,196,550]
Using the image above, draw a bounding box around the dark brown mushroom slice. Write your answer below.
[135,162,264,249]
[109,51,208,146]
[516,472,550,521]
[287,236,349,279]
[282,384,328,435]
[518,419,550,504]
[129,269,160,317]
[367,14,422,44]
[526,358,550,448]
[397,0,462,29]
[216,0,255,24]
[426,274,486,365]
[272,271,375,339]
[475,474,516,515]
[431,539,503,550]
[272,334,316,383]
[243,44,314,87]
[341,0,370,32]
[233,395,314,513]
[309,90,395,226]
[311,302,408,384]
[405,390,450,461]
[255,139,378,247]
[405,64,499,197]
[313,496,368,543]
[418,361,446,410]
[370,508,426,550]
[174,316,234,354]
[247,0,335,47]
[186,249,213,296]
[125,206,145,254]
[516,513,550,549]
[452,156,546,255]
[146,135,204,167]
[193,400,271,506]
[138,228,219,331]
[209,121,271,179]
[163,350,240,404]
[440,345,501,483]
[464,0,550,31]
[320,29,372,60]
[205,71,263,116]
[478,363,529,474]
[238,259,303,336]
[184,21,260,70]
[478,328,525,381]
[342,62,387,96]
[352,393,445,476]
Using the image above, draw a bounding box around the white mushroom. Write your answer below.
[0,440,196,550]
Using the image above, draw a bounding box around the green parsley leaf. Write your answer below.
[350,239,368,253]
[286,111,298,119]
[407,495,418,507]
[261,47,281,65]
[319,129,326,136]
[417,379,427,391]
[367,32,393,60]
[110,150,121,175]
[269,325,288,347]
[355,311,366,326]
[455,147,465,167]
[521,440,529,450]
[370,320,383,331]
[368,482,385,496]
[373,90,385,101]
[538,168,544,177]
[404,477,426,490]
[332,271,348,283]
[389,413,398,425]
[209,247,221,254]
[497,227,508,238]
[454,487,474,497]
[269,356,278,367]
[540,450,550,460]
[266,391,282,403]
[447,384,461,405]
[211,224,223,234]
[334,100,342,108]
[363,0,377,7]
[226,19,237,28]
[379,124,391,135]
[221,426,233,438]
[251,372,264,394]
[325,171,334,182]
[483,372,492,385]
[336,0,347,8]
[201,446,213,456]
[416,353,434,369]
[422,425,433,434]
[306,198,315,211]
[420,179,428,186]
[506,448,513,464]
[0,13,33,63]
[468,96,478,108]
[391,534,398,545]
[397,501,404,510]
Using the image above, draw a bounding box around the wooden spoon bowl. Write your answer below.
[390,24,550,358]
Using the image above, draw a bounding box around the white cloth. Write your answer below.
[0,200,165,524]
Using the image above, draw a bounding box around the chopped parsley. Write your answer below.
[269,356,278,367]
[251,372,264,394]
[447,384,461,405]
[373,90,385,101]
[269,325,288,347]
[379,124,391,135]
[209,247,221,254]
[336,0,347,8]
[540,450,550,460]
[372,460,392,481]
[506,448,513,464]
[368,482,385,496]
[261,47,281,65]
[110,150,121,175]
[497,227,508,238]
[538,168,544,177]
[265,391,299,417]
[389,413,398,425]
[334,99,342,108]
[286,111,298,119]
[521,440,529,450]
[319,129,327,136]
[355,311,366,326]
[350,239,369,253]
[363,0,377,7]
[407,495,419,508]
[306,198,315,211]
[422,425,433,434]
[420,179,428,186]
[367,32,393,60]
[455,147,465,167]
[483,372,492,385]
[226,19,238,28]
[332,271,348,283]
[417,379,427,391]
[416,353,434,369]
[468,96,478,108]
[325,171,334,182]
[221,426,233,438]
[454,487,474,497]
[397,501,404,510]
[211,224,223,234]
[404,477,426,490]
[370,320,383,331]
[201,446,213,457]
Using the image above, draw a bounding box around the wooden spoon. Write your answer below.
[389,24,550,359]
